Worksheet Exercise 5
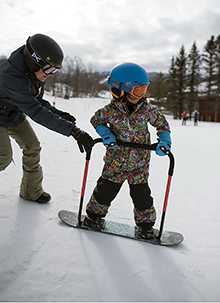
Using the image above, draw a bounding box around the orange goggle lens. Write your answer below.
[110,85,148,99]
[130,85,148,98]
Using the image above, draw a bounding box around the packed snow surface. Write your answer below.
[0,94,220,302]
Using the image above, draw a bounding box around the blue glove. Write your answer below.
[96,124,116,148]
[156,131,171,156]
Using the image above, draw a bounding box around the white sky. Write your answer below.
[1,0,220,73]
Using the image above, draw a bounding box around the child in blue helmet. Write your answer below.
[84,62,171,238]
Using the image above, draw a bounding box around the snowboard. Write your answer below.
[58,210,184,246]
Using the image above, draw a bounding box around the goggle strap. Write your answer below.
[110,88,124,99]
[109,77,131,94]
[26,37,47,68]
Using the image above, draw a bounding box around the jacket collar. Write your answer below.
[8,45,40,83]
[111,97,148,114]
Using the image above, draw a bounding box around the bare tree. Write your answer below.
[0,55,7,64]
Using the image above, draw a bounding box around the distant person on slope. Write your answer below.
[194,110,199,126]
[0,34,94,203]
[182,110,187,125]
[83,62,171,239]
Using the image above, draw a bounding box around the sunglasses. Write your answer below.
[42,64,59,75]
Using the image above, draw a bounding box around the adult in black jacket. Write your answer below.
[0,34,94,203]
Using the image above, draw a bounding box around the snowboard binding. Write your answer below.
[83,216,105,231]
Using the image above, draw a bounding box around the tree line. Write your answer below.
[0,55,109,98]
[44,56,109,98]
[149,35,220,121]
[1,35,219,121]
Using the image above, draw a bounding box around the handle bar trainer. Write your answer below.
[78,138,175,241]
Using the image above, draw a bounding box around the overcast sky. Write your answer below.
[1,0,220,73]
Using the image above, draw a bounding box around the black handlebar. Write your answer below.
[86,138,174,176]
[93,138,158,150]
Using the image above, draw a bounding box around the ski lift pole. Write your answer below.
[77,138,102,226]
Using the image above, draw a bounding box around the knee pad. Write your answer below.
[130,183,153,210]
[94,177,122,205]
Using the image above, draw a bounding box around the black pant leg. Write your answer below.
[86,177,122,220]
[129,183,153,210]
[94,177,122,206]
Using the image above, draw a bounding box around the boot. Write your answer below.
[136,227,154,239]
[135,221,155,239]
[20,192,51,203]
[35,192,51,203]
[83,214,105,230]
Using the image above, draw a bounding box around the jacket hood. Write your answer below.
[8,46,26,75]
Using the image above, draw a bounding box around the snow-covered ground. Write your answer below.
[0,94,220,302]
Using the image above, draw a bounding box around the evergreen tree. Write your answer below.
[202,35,217,120]
[167,56,178,118]
[176,45,188,119]
[214,35,220,122]
[187,42,201,118]
[148,72,168,110]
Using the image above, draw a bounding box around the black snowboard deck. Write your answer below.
[58,210,184,246]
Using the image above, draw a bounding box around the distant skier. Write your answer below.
[194,110,199,126]
[83,62,172,239]
[0,34,93,203]
[182,110,187,125]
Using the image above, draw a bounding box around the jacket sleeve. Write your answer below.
[39,98,64,116]
[37,85,64,116]
[90,104,112,129]
[2,69,74,136]
[147,106,171,135]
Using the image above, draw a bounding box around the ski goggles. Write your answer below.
[130,85,149,98]
[108,78,149,99]
[42,64,60,75]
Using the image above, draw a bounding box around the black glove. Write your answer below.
[60,112,76,124]
[71,126,94,153]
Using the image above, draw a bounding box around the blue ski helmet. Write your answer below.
[108,62,150,99]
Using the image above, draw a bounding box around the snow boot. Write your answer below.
[20,192,51,203]
[35,192,51,203]
[136,226,154,239]
[83,215,105,231]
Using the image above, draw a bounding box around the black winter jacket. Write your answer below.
[0,46,73,136]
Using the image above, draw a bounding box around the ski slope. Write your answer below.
[0,94,220,302]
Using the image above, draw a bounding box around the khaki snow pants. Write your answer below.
[0,118,44,200]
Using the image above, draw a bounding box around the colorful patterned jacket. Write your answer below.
[90,98,171,182]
